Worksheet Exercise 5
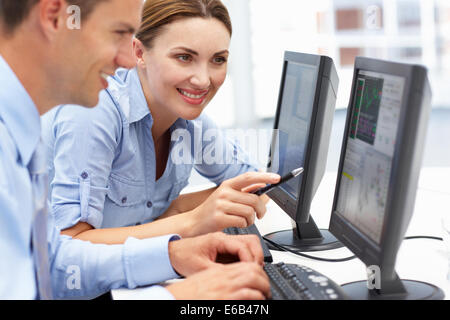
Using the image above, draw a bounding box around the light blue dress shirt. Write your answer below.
[41,67,258,231]
[0,55,180,299]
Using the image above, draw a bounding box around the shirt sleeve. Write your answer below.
[192,114,260,184]
[44,92,122,230]
[47,213,180,299]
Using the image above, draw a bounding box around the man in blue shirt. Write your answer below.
[0,0,277,299]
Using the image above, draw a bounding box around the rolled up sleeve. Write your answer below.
[43,94,122,230]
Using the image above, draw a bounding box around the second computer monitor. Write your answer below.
[329,56,444,300]
[265,51,341,252]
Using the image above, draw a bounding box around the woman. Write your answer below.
[41,0,280,244]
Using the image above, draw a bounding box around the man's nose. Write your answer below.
[115,39,137,70]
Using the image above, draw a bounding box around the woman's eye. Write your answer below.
[177,55,192,62]
[213,56,227,64]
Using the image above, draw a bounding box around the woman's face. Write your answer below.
[137,17,231,120]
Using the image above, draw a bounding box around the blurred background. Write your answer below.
[197,0,450,178]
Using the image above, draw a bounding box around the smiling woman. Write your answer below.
[40,0,276,246]
[133,0,233,121]
[135,16,230,122]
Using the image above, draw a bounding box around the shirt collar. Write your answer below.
[0,55,41,166]
[107,67,151,125]
[127,68,152,124]
[171,117,189,133]
[107,67,189,130]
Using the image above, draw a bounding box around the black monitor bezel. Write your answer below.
[267,51,331,223]
[329,56,430,269]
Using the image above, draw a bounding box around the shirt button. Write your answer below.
[146,201,152,208]
[81,171,89,179]
[121,197,127,204]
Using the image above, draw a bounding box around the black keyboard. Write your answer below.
[223,224,273,262]
[264,262,348,300]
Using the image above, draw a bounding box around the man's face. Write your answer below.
[53,0,142,107]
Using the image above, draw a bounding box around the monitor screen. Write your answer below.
[264,51,340,252]
[271,61,318,199]
[335,70,405,244]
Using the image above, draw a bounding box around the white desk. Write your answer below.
[112,168,450,300]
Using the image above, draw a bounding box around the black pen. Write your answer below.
[251,167,304,196]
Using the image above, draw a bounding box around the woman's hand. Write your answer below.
[185,172,280,236]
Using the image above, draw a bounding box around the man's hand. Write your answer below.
[168,232,264,277]
[166,262,271,300]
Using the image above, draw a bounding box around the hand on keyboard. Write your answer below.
[166,262,271,300]
[168,232,265,277]
[223,225,273,262]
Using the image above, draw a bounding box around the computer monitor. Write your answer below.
[329,56,444,300]
[264,51,343,252]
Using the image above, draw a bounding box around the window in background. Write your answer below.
[249,0,320,119]
[203,0,450,128]
[248,0,450,114]
[246,0,450,171]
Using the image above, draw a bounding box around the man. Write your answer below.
[0,0,278,299]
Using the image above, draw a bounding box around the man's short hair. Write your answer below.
[0,0,109,35]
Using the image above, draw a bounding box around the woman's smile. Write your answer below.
[176,88,209,105]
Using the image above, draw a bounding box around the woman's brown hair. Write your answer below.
[136,0,232,49]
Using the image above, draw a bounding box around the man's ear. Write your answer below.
[38,0,67,40]
[133,38,147,69]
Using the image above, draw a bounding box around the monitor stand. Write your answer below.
[342,272,445,300]
[264,216,343,252]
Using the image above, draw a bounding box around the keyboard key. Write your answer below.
[264,263,349,300]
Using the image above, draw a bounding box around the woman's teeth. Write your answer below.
[178,89,207,99]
